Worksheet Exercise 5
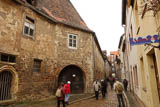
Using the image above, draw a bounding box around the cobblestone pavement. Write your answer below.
[68,89,118,107]
[8,86,118,107]
[125,91,141,107]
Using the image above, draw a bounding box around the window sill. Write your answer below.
[0,61,16,66]
[0,99,15,106]
[22,34,35,40]
[68,47,77,50]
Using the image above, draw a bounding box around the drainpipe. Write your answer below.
[92,35,96,81]
[124,26,131,92]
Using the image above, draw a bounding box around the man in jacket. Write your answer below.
[114,79,125,107]
[93,79,101,100]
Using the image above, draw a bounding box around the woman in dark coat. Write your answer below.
[56,83,65,107]
[101,80,107,98]
[123,79,128,91]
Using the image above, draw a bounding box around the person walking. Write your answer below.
[101,80,107,98]
[109,76,115,90]
[56,83,65,107]
[123,79,128,91]
[64,81,71,105]
[93,80,101,100]
[105,77,109,94]
[114,79,125,107]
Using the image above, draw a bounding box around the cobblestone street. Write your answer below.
[68,89,118,107]
[11,87,119,107]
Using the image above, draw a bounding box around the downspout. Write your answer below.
[92,35,96,81]
[124,26,131,92]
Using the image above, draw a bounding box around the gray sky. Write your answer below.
[70,0,124,54]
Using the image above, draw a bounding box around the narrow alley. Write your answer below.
[1,0,160,107]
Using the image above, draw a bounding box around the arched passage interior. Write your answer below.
[58,65,85,94]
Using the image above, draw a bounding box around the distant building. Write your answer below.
[108,51,121,79]
[103,50,112,78]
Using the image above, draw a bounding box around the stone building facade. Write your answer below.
[0,0,106,103]
[120,0,160,107]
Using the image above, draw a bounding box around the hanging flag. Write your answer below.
[129,34,160,46]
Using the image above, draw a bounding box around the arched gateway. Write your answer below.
[58,65,85,94]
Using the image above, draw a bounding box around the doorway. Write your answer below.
[152,54,160,101]
[58,65,85,94]
[0,71,12,101]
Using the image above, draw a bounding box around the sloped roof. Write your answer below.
[15,0,105,60]
[36,0,90,31]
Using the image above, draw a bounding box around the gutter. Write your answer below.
[123,92,130,107]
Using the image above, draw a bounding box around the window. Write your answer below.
[68,34,77,49]
[26,0,36,6]
[23,16,35,37]
[131,0,135,7]
[33,59,41,72]
[0,53,16,63]
[134,65,139,88]
[140,58,146,91]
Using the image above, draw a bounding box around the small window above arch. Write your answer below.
[25,0,36,6]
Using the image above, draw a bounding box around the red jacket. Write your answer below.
[64,83,71,94]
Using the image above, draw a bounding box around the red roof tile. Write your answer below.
[36,0,90,31]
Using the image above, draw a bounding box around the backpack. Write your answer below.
[94,81,100,91]
[116,83,123,93]
[55,88,62,97]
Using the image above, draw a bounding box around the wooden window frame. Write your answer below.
[68,34,78,49]
[0,53,16,63]
[23,16,35,38]
[33,59,41,72]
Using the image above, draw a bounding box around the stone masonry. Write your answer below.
[0,0,107,103]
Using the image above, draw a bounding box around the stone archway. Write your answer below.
[58,65,85,94]
[0,65,18,101]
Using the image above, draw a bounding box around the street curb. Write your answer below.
[69,95,95,105]
[123,92,130,107]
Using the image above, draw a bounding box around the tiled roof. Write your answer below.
[36,0,90,31]
[110,51,119,55]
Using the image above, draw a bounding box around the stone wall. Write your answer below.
[0,0,57,101]
[0,0,105,102]
[55,24,94,93]
[93,39,105,80]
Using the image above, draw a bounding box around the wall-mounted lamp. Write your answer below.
[72,74,76,77]
[144,43,160,50]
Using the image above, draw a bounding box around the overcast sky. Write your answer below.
[70,0,124,54]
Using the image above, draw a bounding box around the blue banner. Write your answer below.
[129,34,160,46]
